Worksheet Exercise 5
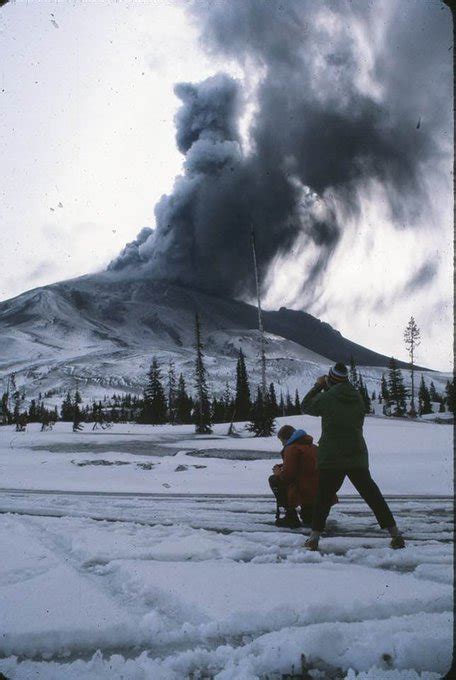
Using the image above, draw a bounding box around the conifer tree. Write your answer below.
[349,355,359,388]
[2,376,12,423]
[73,385,83,429]
[40,405,50,430]
[234,348,251,421]
[222,382,234,423]
[211,395,225,423]
[72,399,83,431]
[445,379,455,414]
[387,357,407,417]
[13,393,21,428]
[294,389,301,415]
[211,395,217,422]
[167,361,177,424]
[193,314,212,434]
[279,392,285,417]
[269,383,278,417]
[358,375,372,413]
[403,316,420,417]
[418,376,433,415]
[1,392,9,424]
[142,357,168,424]
[28,399,38,422]
[60,391,74,421]
[285,391,294,416]
[249,387,275,437]
[175,373,192,424]
[350,359,371,413]
[380,374,389,403]
[91,401,100,425]
[429,382,440,403]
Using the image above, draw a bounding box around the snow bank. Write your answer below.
[0,611,450,679]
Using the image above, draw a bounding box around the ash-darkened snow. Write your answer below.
[109,0,450,307]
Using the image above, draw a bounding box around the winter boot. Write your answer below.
[275,499,281,523]
[275,509,302,528]
[390,534,405,549]
[388,525,405,550]
[304,531,321,551]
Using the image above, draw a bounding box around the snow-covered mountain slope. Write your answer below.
[0,272,444,402]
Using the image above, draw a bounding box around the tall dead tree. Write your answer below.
[193,313,212,434]
[249,224,275,437]
[250,223,267,398]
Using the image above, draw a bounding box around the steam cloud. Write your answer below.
[109,0,450,303]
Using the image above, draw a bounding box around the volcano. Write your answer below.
[0,272,426,401]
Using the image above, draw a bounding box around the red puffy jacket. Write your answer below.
[279,433,338,509]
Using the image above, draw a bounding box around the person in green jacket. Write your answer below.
[301,362,405,551]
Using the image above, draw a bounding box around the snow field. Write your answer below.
[0,414,452,495]
[0,493,452,679]
[0,418,452,678]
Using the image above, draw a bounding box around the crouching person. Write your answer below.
[269,425,336,528]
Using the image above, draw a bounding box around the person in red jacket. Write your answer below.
[269,424,336,528]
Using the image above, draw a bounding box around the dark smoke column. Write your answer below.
[110,74,256,297]
[109,0,449,310]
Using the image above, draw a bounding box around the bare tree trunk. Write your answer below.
[250,223,267,398]
[409,344,417,417]
[227,406,239,436]
[410,348,415,415]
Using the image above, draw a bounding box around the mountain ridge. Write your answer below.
[0,271,427,367]
[0,272,431,401]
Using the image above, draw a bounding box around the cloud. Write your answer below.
[27,260,58,281]
[401,262,439,297]
[371,260,440,314]
[109,0,451,305]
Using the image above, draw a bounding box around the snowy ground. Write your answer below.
[0,418,453,679]
[0,415,452,495]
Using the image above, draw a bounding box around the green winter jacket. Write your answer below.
[302,382,368,469]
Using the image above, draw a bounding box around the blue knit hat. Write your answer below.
[328,362,348,383]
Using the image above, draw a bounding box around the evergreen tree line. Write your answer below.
[367,358,454,418]
[3,363,454,430]
[349,357,373,413]
[137,348,300,434]
[1,388,58,426]
[3,312,454,433]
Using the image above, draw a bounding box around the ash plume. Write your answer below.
[108,227,153,272]
[109,0,451,303]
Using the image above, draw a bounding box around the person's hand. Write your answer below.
[315,375,327,387]
[272,464,282,476]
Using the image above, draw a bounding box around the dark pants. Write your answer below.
[268,475,313,524]
[312,468,395,532]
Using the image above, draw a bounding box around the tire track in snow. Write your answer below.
[0,495,452,667]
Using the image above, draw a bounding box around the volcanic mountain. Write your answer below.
[0,272,426,401]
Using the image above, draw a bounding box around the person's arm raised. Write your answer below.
[301,376,327,416]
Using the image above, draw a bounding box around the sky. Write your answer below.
[0,0,453,371]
